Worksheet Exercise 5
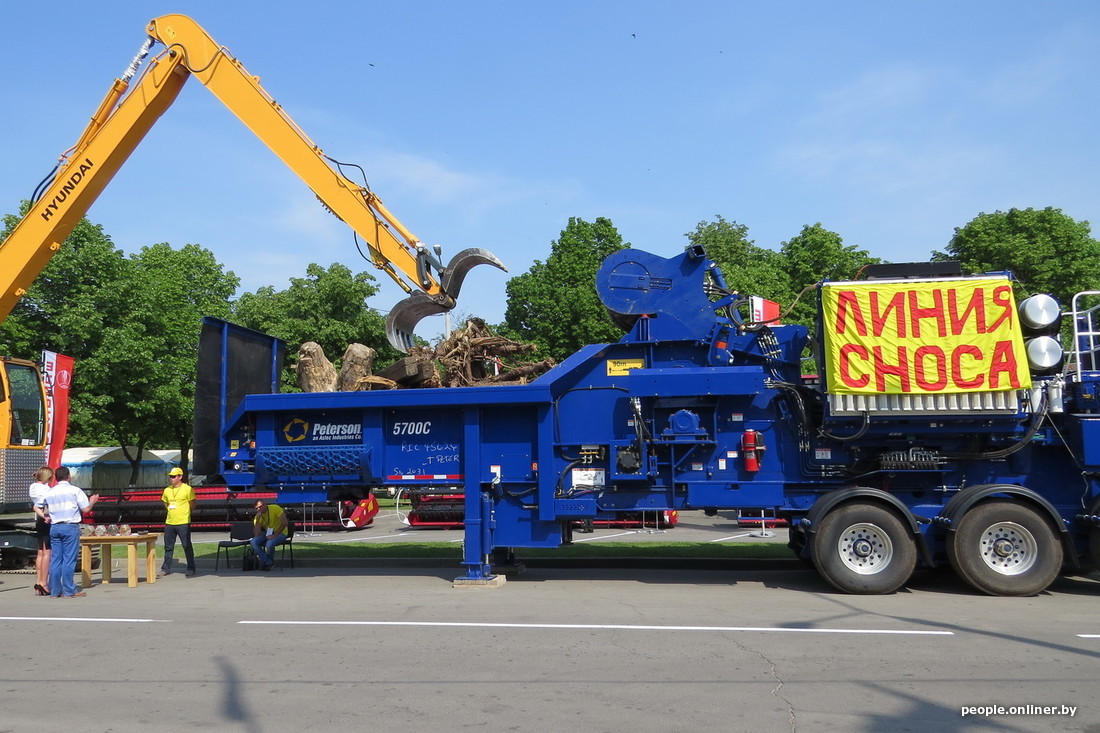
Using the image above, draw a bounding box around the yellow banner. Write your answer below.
[821,278,1031,395]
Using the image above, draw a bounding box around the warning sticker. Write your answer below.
[607,358,645,376]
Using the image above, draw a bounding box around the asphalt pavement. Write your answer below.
[5,510,1098,732]
[2,539,1098,732]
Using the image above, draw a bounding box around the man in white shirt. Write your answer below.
[34,466,98,597]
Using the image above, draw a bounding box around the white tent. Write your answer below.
[61,447,172,489]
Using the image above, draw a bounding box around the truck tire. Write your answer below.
[946,500,1062,596]
[787,523,816,567]
[811,503,917,594]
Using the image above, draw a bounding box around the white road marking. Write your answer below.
[325,533,409,543]
[1077,634,1100,638]
[0,616,168,623]
[239,619,954,635]
[572,531,636,543]
[708,532,756,543]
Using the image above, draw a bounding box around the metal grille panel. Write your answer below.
[256,446,369,482]
[1,447,48,510]
[828,390,1019,415]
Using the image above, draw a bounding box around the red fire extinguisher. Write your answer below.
[742,429,764,472]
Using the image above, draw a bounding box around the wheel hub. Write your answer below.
[852,539,874,558]
[992,538,1016,558]
[979,521,1037,576]
[836,523,893,575]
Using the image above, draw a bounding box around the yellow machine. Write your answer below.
[0,13,504,352]
[0,358,48,514]
[0,14,505,517]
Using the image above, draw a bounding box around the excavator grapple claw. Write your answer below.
[385,248,507,352]
[439,247,507,297]
[386,292,451,353]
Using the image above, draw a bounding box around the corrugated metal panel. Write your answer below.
[828,390,1019,415]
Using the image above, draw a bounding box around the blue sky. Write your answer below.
[3,1,1098,343]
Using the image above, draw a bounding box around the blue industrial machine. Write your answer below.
[197,245,1100,595]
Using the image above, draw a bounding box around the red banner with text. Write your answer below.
[41,351,74,468]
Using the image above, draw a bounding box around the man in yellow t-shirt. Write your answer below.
[160,467,196,577]
[251,498,289,571]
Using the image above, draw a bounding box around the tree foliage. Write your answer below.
[935,207,1100,306]
[0,213,129,449]
[0,210,239,481]
[232,262,398,388]
[780,223,880,326]
[0,213,128,360]
[502,216,629,362]
[685,216,790,306]
[121,243,239,474]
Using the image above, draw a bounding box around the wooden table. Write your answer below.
[80,533,161,588]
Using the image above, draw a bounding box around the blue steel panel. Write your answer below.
[383,409,463,479]
[1079,418,1100,466]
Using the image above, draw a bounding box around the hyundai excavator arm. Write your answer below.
[0,14,503,351]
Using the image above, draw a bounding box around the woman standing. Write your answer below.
[28,466,53,596]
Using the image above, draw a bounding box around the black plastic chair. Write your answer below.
[278,520,295,569]
[215,521,255,570]
[254,519,296,570]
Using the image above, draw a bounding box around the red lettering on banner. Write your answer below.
[914,345,948,391]
[838,344,870,388]
[834,291,867,335]
[824,278,1027,394]
[873,345,912,392]
[951,345,985,389]
[907,289,947,338]
[870,291,907,337]
[948,287,987,336]
[988,340,1022,389]
[987,285,1014,331]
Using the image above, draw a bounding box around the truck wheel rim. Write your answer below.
[836,522,893,575]
[978,521,1037,576]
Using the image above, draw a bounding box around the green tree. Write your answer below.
[935,207,1100,305]
[780,223,880,326]
[125,243,239,476]
[685,216,790,306]
[232,262,398,387]
[0,213,128,363]
[1,207,240,481]
[53,242,238,483]
[502,217,629,361]
[0,212,130,447]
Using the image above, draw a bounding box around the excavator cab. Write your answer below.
[0,357,48,513]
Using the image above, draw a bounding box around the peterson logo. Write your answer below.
[282,417,363,443]
[283,418,309,443]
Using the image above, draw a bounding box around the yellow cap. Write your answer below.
[168,467,184,477]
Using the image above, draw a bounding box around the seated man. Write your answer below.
[250,498,288,571]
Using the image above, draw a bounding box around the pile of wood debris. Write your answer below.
[295,318,554,392]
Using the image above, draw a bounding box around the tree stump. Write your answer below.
[295,341,337,392]
[338,343,376,391]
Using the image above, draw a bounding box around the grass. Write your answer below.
[101,541,794,561]
[163,540,796,561]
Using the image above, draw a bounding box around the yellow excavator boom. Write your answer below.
[0,14,503,350]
